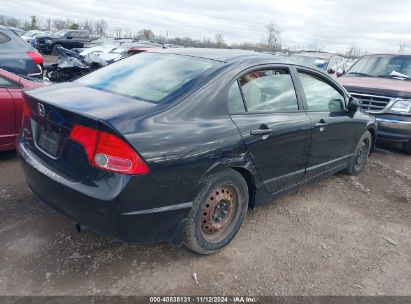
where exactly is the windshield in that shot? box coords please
[347,55,411,80]
[291,55,329,70]
[55,30,69,37]
[76,53,220,103]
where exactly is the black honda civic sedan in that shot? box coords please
[18,49,376,254]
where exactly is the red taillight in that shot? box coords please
[69,125,149,175]
[27,51,43,65]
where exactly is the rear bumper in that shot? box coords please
[18,143,192,245]
[376,116,411,143]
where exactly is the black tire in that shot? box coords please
[51,44,62,55]
[184,170,249,255]
[345,131,372,176]
[403,140,411,155]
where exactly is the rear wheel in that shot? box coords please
[184,170,248,255]
[403,140,411,155]
[51,44,62,55]
[345,131,372,176]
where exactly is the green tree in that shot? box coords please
[30,15,38,30]
[69,23,79,30]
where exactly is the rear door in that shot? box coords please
[229,66,312,193]
[0,76,18,147]
[295,68,359,178]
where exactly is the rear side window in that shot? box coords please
[233,69,298,113]
[0,76,19,88]
[0,32,11,44]
[77,53,219,103]
[298,72,345,112]
[228,81,245,113]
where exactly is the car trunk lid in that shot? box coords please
[22,83,156,179]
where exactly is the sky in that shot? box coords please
[2,0,411,53]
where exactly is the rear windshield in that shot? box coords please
[0,29,34,51]
[76,53,220,103]
[291,55,329,70]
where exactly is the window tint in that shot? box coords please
[0,77,18,88]
[228,81,245,113]
[0,32,11,44]
[298,72,345,112]
[77,53,219,104]
[238,69,298,113]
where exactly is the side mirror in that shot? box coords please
[347,97,360,112]
[66,34,73,39]
[327,68,336,75]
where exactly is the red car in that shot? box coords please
[0,69,44,151]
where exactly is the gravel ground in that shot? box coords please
[0,145,410,296]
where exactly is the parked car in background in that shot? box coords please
[18,49,376,254]
[0,69,45,151]
[345,58,358,70]
[45,41,162,82]
[291,51,347,77]
[339,54,411,154]
[21,30,50,45]
[0,25,44,77]
[35,29,90,55]
[6,26,24,37]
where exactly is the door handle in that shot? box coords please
[250,124,271,136]
[314,122,328,128]
[314,119,328,131]
[250,129,272,136]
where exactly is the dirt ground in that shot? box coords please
[42,55,58,65]
[0,144,410,296]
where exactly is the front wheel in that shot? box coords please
[403,140,411,155]
[51,44,62,55]
[345,131,372,176]
[184,170,248,255]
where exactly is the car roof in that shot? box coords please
[147,48,292,64]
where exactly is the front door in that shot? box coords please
[229,67,312,193]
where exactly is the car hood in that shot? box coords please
[338,76,411,99]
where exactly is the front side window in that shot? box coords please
[298,72,345,112]
[68,31,78,38]
[77,53,220,104]
[234,69,298,113]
